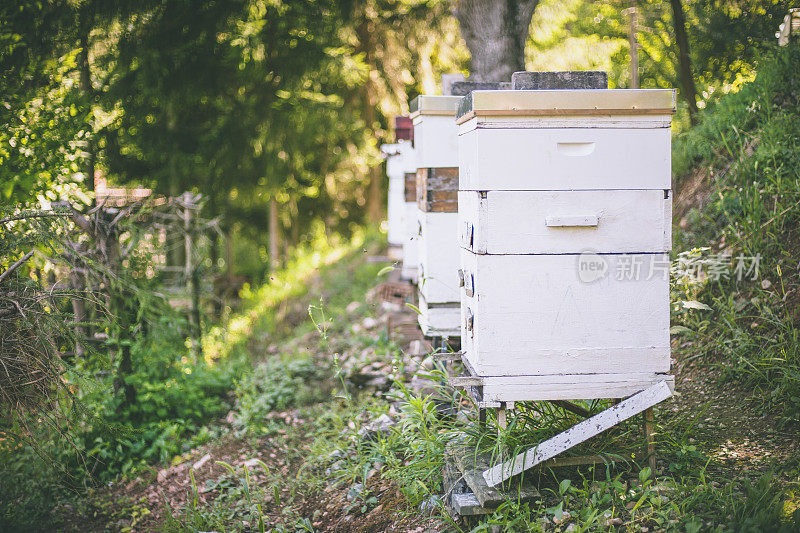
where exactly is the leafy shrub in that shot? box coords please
[233,357,329,434]
[73,318,238,480]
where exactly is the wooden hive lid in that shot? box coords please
[455,89,677,124]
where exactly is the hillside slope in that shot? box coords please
[672,45,800,423]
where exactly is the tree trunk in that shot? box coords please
[166,103,186,271]
[79,29,95,194]
[356,16,383,223]
[209,223,222,317]
[102,220,137,412]
[455,0,539,82]
[269,196,281,272]
[670,0,698,124]
[113,292,137,411]
[224,227,234,316]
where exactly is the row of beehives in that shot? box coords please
[381,72,677,405]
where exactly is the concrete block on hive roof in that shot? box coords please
[511,70,608,90]
[449,81,505,96]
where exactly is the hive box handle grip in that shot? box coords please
[557,142,595,156]
[545,215,599,227]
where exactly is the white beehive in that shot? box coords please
[398,144,418,282]
[409,95,462,337]
[381,142,412,248]
[456,88,676,403]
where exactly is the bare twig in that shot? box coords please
[0,250,35,284]
[0,211,70,225]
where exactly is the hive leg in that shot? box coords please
[496,404,507,431]
[643,407,657,472]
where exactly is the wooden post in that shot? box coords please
[224,228,234,318]
[184,195,202,359]
[626,1,639,89]
[643,407,657,472]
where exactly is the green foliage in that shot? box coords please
[528,0,792,125]
[233,357,328,435]
[0,2,90,204]
[672,45,800,420]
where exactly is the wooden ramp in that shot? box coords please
[482,381,672,487]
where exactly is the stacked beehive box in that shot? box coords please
[410,94,463,337]
[410,82,505,338]
[382,116,414,258]
[399,143,418,282]
[381,141,411,250]
[456,72,676,404]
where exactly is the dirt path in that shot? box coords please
[97,404,440,532]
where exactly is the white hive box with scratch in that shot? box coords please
[410,95,463,337]
[398,143,418,282]
[381,142,412,249]
[456,87,677,404]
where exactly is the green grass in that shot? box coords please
[671,45,800,422]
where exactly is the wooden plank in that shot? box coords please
[453,451,505,507]
[432,352,464,362]
[452,448,540,509]
[403,172,416,202]
[457,89,676,120]
[478,374,675,402]
[482,381,672,487]
[449,376,484,387]
[450,492,491,516]
[417,167,458,213]
[442,456,464,498]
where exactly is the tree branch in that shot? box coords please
[0,250,35,284]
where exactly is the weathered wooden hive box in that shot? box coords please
[409,95,463,336]
[398,143,418,282]
[381,141,412,248]
[456,84,676,402]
